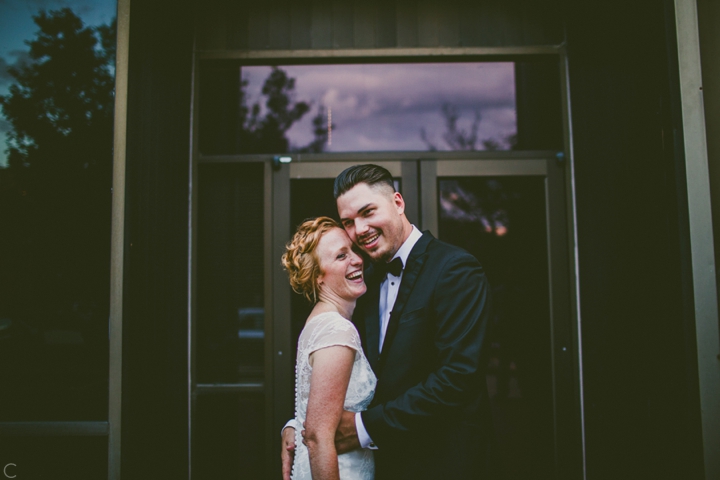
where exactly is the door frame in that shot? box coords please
[188,48,583,479]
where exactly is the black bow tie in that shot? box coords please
[376,257,403,278]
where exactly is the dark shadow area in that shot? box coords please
[564,0,703,478]
[0,435,108,480]
[192,393,265,479]
[438,176,554,479]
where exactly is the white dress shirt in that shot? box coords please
[356,226,423,449]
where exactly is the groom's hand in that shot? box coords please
[281,426,296,480]
[334,410,361,454]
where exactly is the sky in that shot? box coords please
[243,63,517,153]
[0,0,117,167]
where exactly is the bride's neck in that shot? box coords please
[312,294,356,321]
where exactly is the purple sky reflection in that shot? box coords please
[242,62,516,152]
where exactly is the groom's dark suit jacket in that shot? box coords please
[354,231,492,480]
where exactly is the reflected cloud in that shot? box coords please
[242,62,516,152]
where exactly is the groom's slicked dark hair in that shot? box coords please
[333,164,395,199]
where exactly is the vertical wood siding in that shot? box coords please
[195,0,562,51]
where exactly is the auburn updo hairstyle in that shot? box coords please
[281,216,341,304]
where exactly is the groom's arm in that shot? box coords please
[361,252,491,445]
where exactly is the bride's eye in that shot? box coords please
[337,253,346,260]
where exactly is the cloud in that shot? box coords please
[242,63,517,152]
[2,50,31,76]
[0,51,33,93]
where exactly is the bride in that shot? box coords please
[281,217,377,480]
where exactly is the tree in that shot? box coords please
[1,8,114,173]
[233,67,330,154]
[234,67,330,154]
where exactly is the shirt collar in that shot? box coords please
[391,225,422,267]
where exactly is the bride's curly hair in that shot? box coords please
[282,216,341,304]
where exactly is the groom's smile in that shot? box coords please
[357,230,381,250]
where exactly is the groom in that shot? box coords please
[283,164,492,479]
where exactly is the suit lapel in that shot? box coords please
[377,232,433,370]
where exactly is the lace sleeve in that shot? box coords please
[306,313,362,357]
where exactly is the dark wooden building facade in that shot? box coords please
[4,0,719,479]
[114,0,719,478]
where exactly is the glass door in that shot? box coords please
[420,157,578,479]
[192,154,579,479]
[192,161,270,479]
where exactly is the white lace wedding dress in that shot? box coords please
[292,312,377,480]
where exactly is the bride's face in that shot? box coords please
[316,228,366,301]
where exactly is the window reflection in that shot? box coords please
[0,7,115,421]
[197,163,265,383]
[438,177,554,479]
[200,62,516,154]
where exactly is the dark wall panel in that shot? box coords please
[227,1,250,50]
[376,1,398,48]
[396,0,418,47]
[332,1,354,48]
[268,1,291,50]
[353,1,377,48]
[195,0,564,51]
[248,4,270,50]
[122,0,194,477]
[311,0,334,48]
[290,1,313,50]
[564,0,703,479]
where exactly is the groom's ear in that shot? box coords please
[393,191,405,214]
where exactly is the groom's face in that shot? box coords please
[336,182,406,263]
